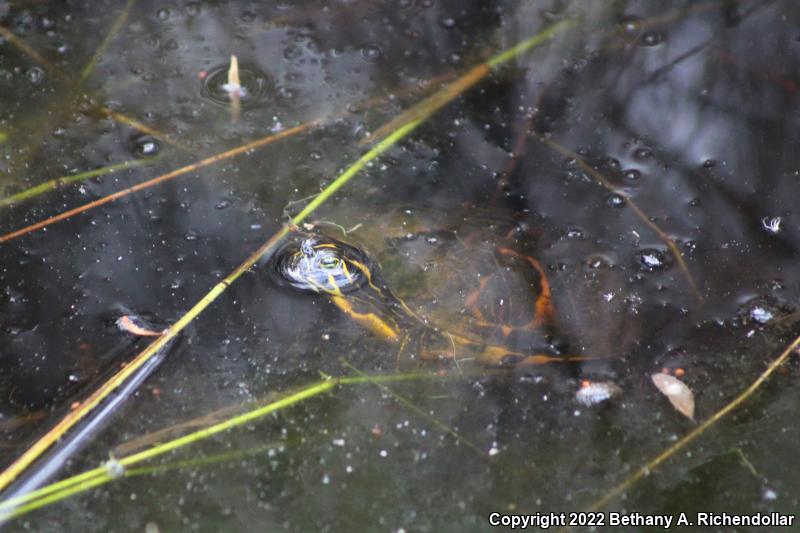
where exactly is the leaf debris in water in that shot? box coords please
[575,380,622,406]
[651,372,695,420]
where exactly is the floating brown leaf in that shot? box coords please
[651,373,695,420]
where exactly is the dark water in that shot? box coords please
[1,0,800,531]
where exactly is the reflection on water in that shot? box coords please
[1,0,800,530]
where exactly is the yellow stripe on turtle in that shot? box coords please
[330,295,400,341]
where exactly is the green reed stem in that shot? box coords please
[0,372,435,520]
[0,159,155,208]
[78,0,137,83]
[0,19,574,511]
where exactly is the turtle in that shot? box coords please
[267,205,595,368]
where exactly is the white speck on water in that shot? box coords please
[761,216,782,234]
[250,224,262,230]
[575,381,622,406]
[751,306,774,323]
[104,458,125,479]
[379,449,388,457]
[642,253,660,267]
[763,488,778,501]
[321,474,330,485]
[332,438,345,447]
[603,292,614,302]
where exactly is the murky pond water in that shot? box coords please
[1,0,800,531]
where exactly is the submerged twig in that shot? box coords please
[98,107,189,152]
[78,0,138,84]
[0,371,440,520]
[0,122,316,243]
[0,24,54,72]
[342,360,485,455]
[538,135,704,303]
[0,2,179,182]
[0,158,155,208]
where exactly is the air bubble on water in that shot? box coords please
[360,44,383,63]
[606,193,626,208]
[25,67,45,85]
[439,17,456,29]
[131,135,161,158]
[623,169,641,181]
[633,147,653,160]
[566,227,584,239]
[240,11,256,23]
[750,306,774,324]
[587,255,612,269]
[276,86,296,100]
[639,31,665,46]
[761,216,782,234]
[635,248,670,272]
[156,8,170,21]
[703,158,716,168]
[215,200,231,210]
[185,3,200,16]
[39,17,56,30]
[618,15,641,37]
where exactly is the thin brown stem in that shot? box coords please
[538,135,704,303]
[0,122,318,243]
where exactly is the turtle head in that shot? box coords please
[268,231,419,341]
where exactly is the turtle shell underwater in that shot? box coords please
[267,206,601,369]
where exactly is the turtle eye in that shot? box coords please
[319,255,341,270]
